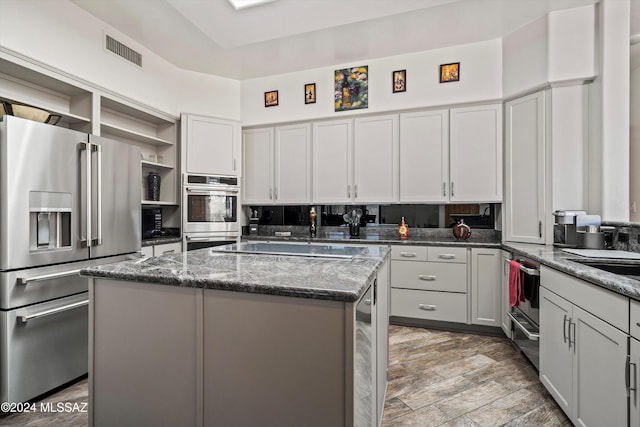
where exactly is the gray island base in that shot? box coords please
[83,244,390,427]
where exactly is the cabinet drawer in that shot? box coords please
[391,261,466,292]
[155,242,182,256]
[632,300,640,340]
[427,247,467,263]
[391,288,467,323]
[541,266,629,333]
[391,246,427,261]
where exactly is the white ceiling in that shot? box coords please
[71,0,604,80]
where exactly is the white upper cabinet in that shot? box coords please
[274,124,312,204]
[353,114,398,203]
[312,119,353,204]
[399,109,449,202]
[312,116,398,204]
[399,104,501,203]
[243,124,311,205]
[449,104,502,202]
[504,91,546,243]
[182,114,240,177]
[242,128,274,205]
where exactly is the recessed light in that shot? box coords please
[227,0,277,10]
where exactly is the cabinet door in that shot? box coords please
[274,124,311,204]
[449,104,502,202]
[631,338,640,427]
[500,251,512,337]
[573,306,628,427]
[399,110,449,202]
[312,120,352,203]
[375,260,389,426]
[504,92,546,243]
[184,115,239,176]
[353,115,398,203]
[470,248,501,327]
[539,287,573,416]
[243,128,274,204]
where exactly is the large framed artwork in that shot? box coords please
[334,66,368,112]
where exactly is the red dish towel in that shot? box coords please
[509,260,523,307]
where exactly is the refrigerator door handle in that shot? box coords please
[78,142,92,248]
[17,299,88,323]
[92,143,103,246]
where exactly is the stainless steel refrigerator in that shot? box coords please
[0,115,141,404]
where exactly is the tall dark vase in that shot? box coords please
[147,172,161,201]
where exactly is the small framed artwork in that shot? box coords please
[264,90,279,107]
[439,62,460,83]
[305,83,316,104]
[392,70,406,93]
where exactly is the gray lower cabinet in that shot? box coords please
[91,281,199,427]
[470,248,501,327]
[540,267,629,427]
[390,245,468,323]
[631,337,640,427]
[91,270,385,427]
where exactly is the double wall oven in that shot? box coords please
[182,174,239,250]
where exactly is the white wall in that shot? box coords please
[0,0,240,120]
[240,39,502,126]
[630,55,640,221]
[502,5,596,100]
[590,0,630,221]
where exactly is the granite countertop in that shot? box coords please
[503,242,640,301]
[141,236,182,247]
[81,245,390,302]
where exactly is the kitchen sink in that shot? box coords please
[571,259,640,279]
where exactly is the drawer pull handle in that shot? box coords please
[162,250,175,255]
[400,252,417,258]
[438,254,455,260]
[17,299,88,323]
[418,275,436,281]
[17,269,82,285]
[419,304,437,311]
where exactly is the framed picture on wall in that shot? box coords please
[264,90,279,107]
[305,83,316,104]
[439,62,460,83]
[334,66,368,112]
[392,70,406,93]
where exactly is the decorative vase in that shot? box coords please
[147,172,161,201]
[453,219,471,240]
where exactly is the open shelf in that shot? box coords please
[102,122,173,146]
[141,160,174,170]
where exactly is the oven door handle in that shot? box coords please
[186,235,235,242]
[185,187,239,194]
[519,265,540,276]
[507,312,540,341]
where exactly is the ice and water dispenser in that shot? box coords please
[29,191,72,250]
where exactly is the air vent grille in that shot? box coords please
[105,35,142,67]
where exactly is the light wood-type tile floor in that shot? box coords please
[382,325,571,427]
[0,325,570,426]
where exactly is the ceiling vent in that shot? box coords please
[105,34,142,68]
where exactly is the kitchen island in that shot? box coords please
[82,243,390,427]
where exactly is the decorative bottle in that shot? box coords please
[309,207,317,237]
[398,217,409,239]
[342,77,351,108]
